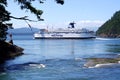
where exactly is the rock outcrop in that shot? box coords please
[0,41,24,64]
[84,58,120,68]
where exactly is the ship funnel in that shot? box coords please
[69,22,76,28]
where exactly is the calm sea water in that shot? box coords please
[1,34,120,80]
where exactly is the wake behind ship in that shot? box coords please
[34,22,96,39]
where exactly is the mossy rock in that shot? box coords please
[84,58,120,68]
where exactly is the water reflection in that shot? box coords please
[106,44,120,53]
[0,64,5,73]
[70,39,75,59]
[0,73,15,80]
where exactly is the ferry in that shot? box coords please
[33,22,96,39]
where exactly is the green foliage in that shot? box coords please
[0,22,8,41]
[96,10,120,37]
[0,0,7,6]
[13,0,64,20]
[14,0,43,21]
[0,1,10,41]
[0,4,10,22]
[56,0,64,5]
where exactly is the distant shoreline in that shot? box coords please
[11,33,34,35]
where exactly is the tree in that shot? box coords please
[0,0,64,41]
[96,10,120,38]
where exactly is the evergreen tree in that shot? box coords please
[96,10,120,38]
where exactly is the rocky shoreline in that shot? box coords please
[0,41,24,64]
[84,57,120,68]
[97,33,120,38]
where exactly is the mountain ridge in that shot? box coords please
[7,27,39,35]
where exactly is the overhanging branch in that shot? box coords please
[9,15,44,22]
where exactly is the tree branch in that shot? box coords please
[9,15,44,22]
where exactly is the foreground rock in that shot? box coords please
[84,58,120,68]
[0,41,24,64]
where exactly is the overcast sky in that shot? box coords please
[6,0,120,30]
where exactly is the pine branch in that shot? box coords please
[9,15,44,22]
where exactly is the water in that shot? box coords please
[1,35,120,80]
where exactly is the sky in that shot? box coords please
[6,0,120,31]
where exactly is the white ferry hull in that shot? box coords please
[34,33,96,39]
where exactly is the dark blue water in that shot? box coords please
[1,35,120,80]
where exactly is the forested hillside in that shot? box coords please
[96,10,120,38]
